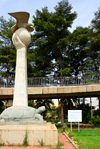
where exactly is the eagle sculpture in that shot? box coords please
[8,11,34,34]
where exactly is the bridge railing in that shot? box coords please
[0,75,100,88]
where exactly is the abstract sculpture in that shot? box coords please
[0,11,46,124]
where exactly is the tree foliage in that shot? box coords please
[0,16,16,85]
[90,7,100,72]
[32,0,77,77]
[68,26,90,76]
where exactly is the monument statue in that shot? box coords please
[0,11,46,124]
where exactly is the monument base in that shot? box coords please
[0,122,58,146]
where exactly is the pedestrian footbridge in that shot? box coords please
[0,76,100,100]
[0,84,100,100]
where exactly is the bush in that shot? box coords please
[47,117,59,123]
[68,131,75,138]
[93,109,100,116]
[61,124,68,132]
[55,123,63,128]
[89,115,100,126]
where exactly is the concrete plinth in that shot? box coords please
[0,123,58,146]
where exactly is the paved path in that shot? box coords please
[0,133,75,149]
[58,133,75,149]
[0,147,50,149]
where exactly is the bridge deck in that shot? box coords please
[0,84,100,100]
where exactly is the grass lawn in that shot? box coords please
[72,128,100,149]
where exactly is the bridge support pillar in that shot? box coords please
[7,100,13,107]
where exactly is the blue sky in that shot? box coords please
[0,0,100,32]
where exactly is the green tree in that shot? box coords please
[78,103,91,123]
[32,0,77,123]
[90,8,100,115]
[90,7,100,73]
[0,16,36,82]
[32,0,77,77]
[68,26,90,76]
[0,101,4,113]
[0,16,16,86]
[34,99,54,119]
[83,57,99,84]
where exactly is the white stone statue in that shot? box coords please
[0,11,46,124]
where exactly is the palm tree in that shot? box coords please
[35,99,54,119]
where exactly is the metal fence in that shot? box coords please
[0,75,100,88]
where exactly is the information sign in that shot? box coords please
[68,110,82,122]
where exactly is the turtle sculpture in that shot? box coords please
[0,106,46,124]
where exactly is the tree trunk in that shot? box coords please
[58,99,61,122]
[7,69,9,87]
[81,60,84,76]
[7,48,9,87]
[60,98,64,123]
[78,98,80,109]
[90,97,92,117]
[98,97,100,115]
[59,56,64,123]
[69,98,72,110]
[83,98,85,108]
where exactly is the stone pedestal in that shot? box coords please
[0,123,58,146]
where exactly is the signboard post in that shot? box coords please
[68,110,82,132]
